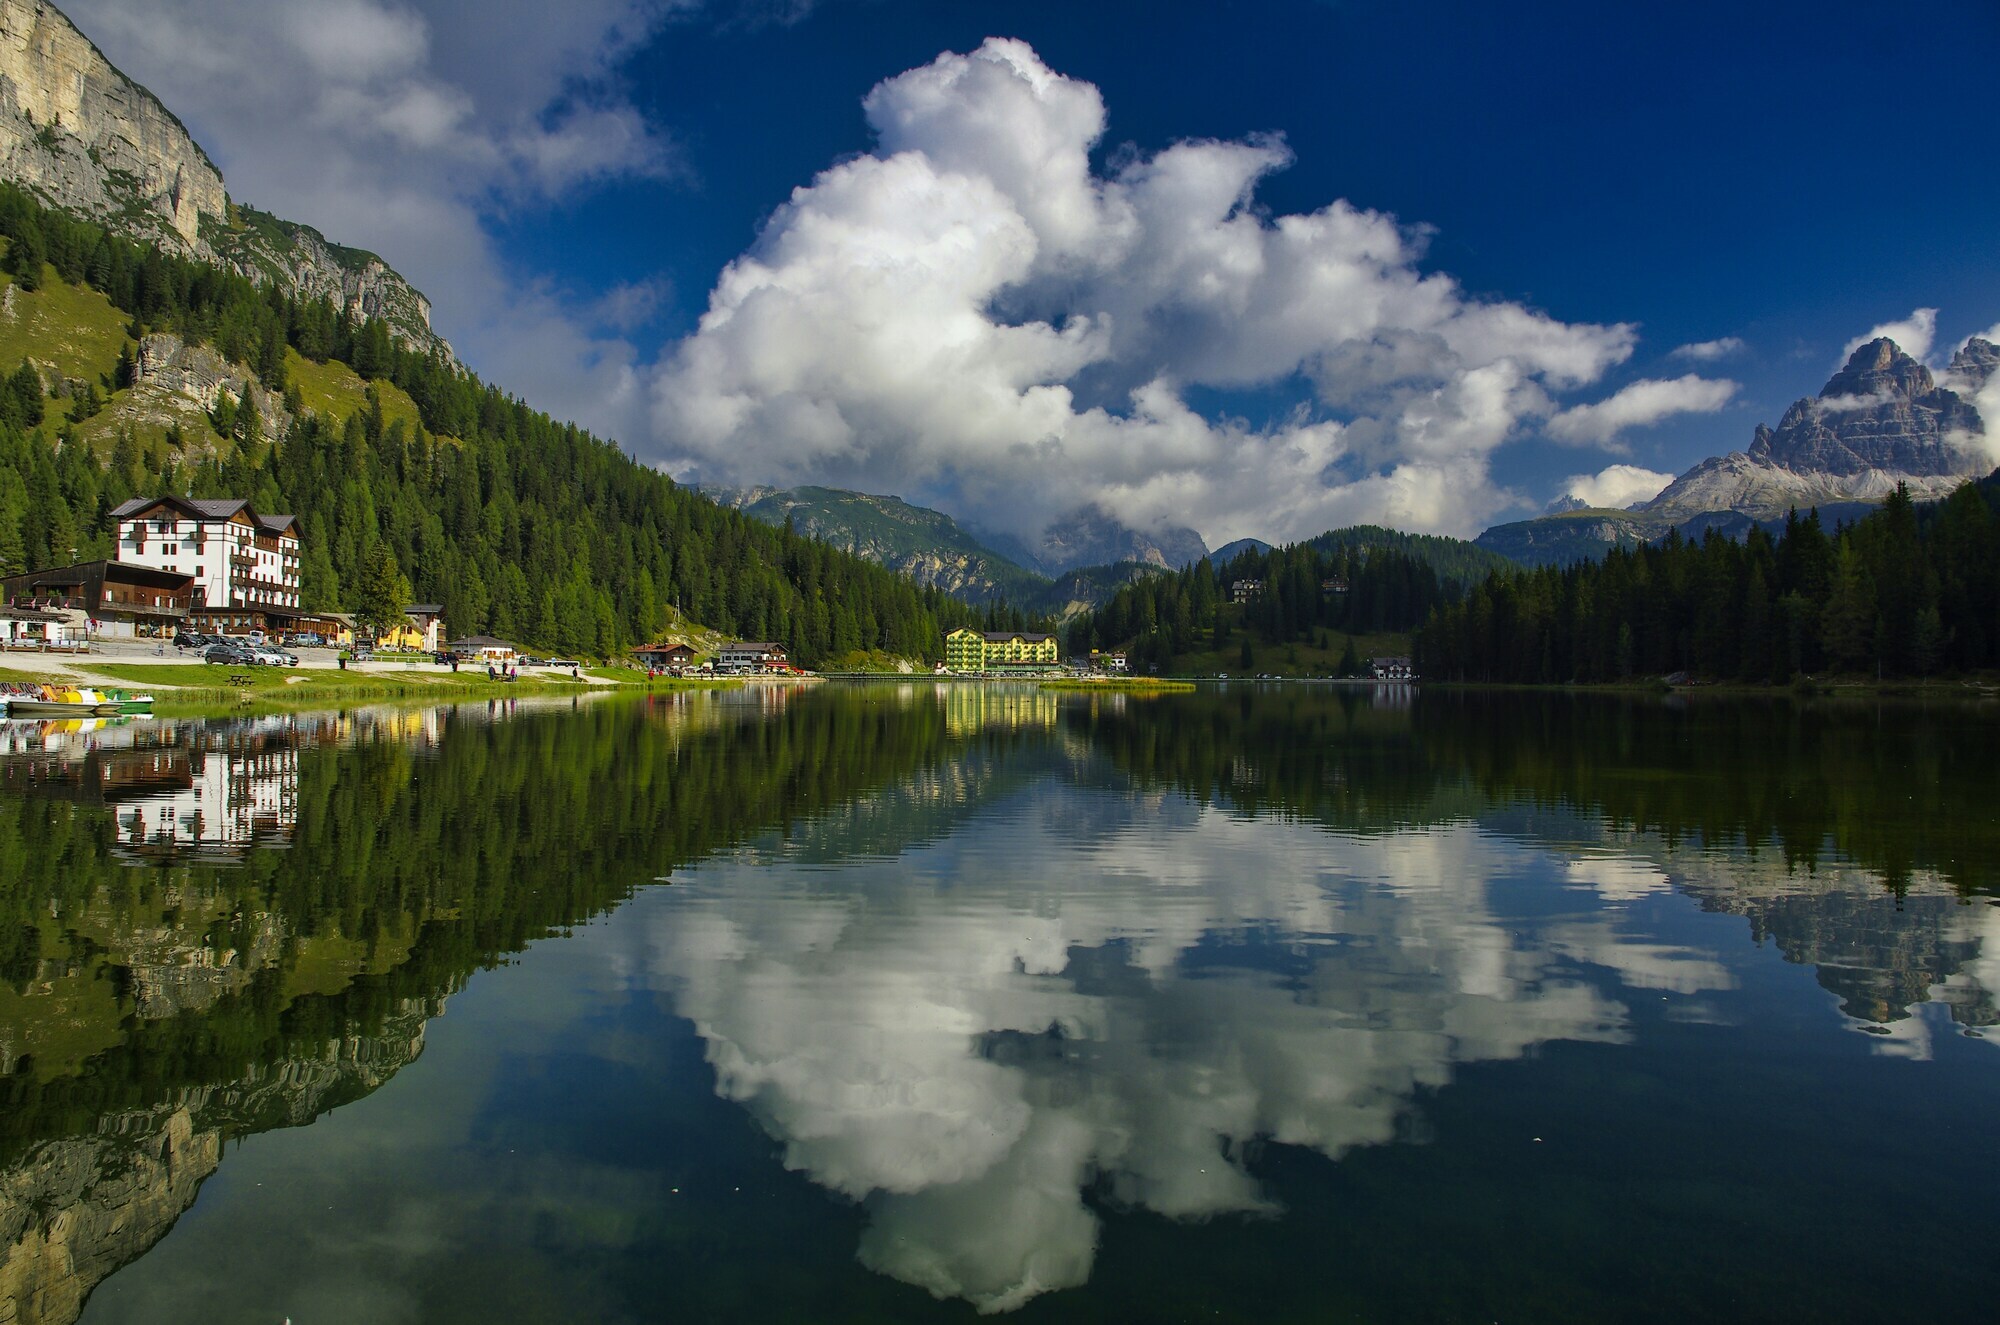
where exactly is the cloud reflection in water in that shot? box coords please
[635,787,1706,1312]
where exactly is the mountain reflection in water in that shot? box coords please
[0,686,1991,1323]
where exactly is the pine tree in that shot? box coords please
[354,542,412,638]
[1820,543,1875,672]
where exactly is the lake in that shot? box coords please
[1,684,1995,1323]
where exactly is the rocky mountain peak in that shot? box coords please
[1818,336,1933,403]
[1637,333,1988,523]
[1947,337,1999,392]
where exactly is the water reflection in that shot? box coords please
[0,687,1991,1323]
[646,805,1646,1311]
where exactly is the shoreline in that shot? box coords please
[0,661,742,717]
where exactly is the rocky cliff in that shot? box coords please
[128,330,290,438]
[712,485,1049,604]
[1947,336,1999,393]
[0,0,223,253]
[211,207,440,357]
[1642,337,1991,519]
[0,2,446,356]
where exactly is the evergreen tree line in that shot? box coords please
[1414,480,2000,682]
[0,183,985,663]
[1067,541,1464,672]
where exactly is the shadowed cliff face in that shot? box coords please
[1742,338,1982,479]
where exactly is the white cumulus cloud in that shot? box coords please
[1560,464,1675,510]
[1544,374,1738,447]
[649,38,1638,543]
[1669,337,1744,361]
[1843,307,1936,362]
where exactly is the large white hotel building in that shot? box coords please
[110,496,303,632]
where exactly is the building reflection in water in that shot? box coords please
[0,716,325,866]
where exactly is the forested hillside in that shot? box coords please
[1068,534,1483,672]
[0,184,982,665]
[1416,479,2000,683]
[1303,525,1517,581]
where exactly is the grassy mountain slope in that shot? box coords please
[0,244,129,382]
[0,255,431,465]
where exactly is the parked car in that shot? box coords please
[252,646,298,666]
[174,632,207,650]
[516,656,545,667]
[282,632,325,648]
[204,643,256,665]
[246,631,267,646]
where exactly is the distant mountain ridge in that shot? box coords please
[1479,336,1998,566]
[0,1,445,356]
[976,504,1209,576]
[1206,537,1274,566]
[706,484,1046,604]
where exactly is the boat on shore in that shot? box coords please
[4,685,150,717]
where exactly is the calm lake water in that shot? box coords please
[1,684,1996,1323]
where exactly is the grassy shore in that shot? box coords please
[4,662,735,717]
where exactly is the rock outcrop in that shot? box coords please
[985,504,1210,577]
[0,2,447,357]
[212,207,440,357]
[1642,338,1991,519]
[127,331,290,438]
[711,485,1049,604]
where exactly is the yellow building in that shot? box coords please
[376,605,446,653]
[944,628,1061,673]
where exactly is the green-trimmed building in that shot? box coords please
[945,628,1062,673]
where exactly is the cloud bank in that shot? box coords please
[1560,464,1675,510]
[649,38,1645,543]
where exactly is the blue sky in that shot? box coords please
[71,0,2000,545]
